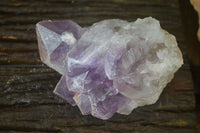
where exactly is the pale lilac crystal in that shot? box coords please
[36,17,183,120]
[36,20,83,74]
[53,75,76,106]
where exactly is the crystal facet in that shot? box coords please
[36,17,183,120]
[36,20,83,74]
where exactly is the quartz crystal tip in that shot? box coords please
[36,20,82,74]
[36,17,183,120]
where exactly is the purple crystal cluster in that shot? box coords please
[36,17,183,120]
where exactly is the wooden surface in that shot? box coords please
[190,0,200,41]
[179,0,200,132]
[0,0,197,132]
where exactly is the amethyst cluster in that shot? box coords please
[36,17,183,120]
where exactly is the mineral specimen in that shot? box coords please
[36,17,183,120]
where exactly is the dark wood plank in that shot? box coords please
[0,0,188,66]
[0,67,194,108]
[0,67,196,132]
[179,0,200,132]
[0,0,197,132]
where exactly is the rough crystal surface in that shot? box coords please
[36,17,183,120]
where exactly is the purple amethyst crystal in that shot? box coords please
[36,17,183,120]
[36,20,83,74]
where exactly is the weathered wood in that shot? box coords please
[0,67,196,132]
[190,0,200,41]
[0,0,197,132]
[0,67,194,107]
[0,0,188,65]
[179,0,200,132]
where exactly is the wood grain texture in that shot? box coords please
[0,0,197,132]
[179,0,200,132]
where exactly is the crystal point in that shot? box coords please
[36,20,83,74]
[36,17,183,120]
